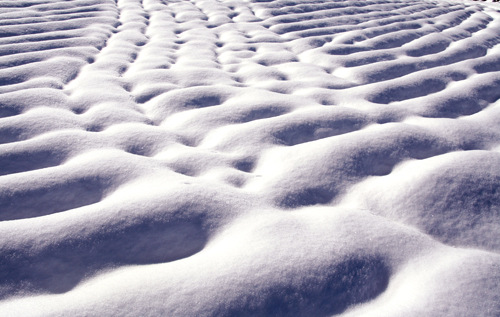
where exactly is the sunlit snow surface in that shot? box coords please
[1,0,500,315]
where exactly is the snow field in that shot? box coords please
[0,0,500,315]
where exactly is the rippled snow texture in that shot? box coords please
[1,0,500,316]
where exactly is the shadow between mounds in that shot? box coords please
[272,117,366,146]
[274,133,453,208]
[0,148,68,176]
[0,175,105,221]
[278,186,337,208]
[215,256,390,317]
[0,126,25,145]
[369,78,447,104]
[0,105,20,119]
[432,79,500,118]
[0,218,207,298]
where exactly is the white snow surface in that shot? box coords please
[1,0,500,315]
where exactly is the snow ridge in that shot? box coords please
[0,0,500,316]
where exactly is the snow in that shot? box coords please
[0,0,500,315]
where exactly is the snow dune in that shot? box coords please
[0,0,500,315]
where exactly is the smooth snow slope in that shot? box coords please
[1,0,500,315]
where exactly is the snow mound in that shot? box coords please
[1,0,500,316]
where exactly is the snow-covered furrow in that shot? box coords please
[1,0,500,316]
